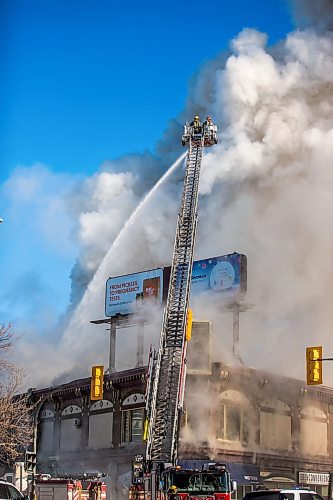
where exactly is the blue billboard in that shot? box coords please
[105,268,163,317]
[162,252,247,301]
[190,253,246,298]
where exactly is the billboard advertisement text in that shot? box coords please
[105,268,163,317]
[163,252,247,302]
[190,253,246,299]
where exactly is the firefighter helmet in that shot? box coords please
[194,115,199,120]
[169,485,177,491]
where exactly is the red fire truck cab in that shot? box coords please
[144,463,235,500]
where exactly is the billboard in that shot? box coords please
[105,268,163,317]
[190,253,247,299]
[163,252,247,301]
[105,253,247,318]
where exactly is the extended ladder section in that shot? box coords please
[146,138,204,463]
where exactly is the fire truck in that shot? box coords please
[35,475,107,500]
[130,118,235,500]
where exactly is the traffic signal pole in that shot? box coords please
[31,398,44,500]
[26,395,47,500]
[30,464,35,500]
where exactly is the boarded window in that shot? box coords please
[60,419,81,451]
[300,419,327,455]
[260,412,291,450]
[88,413,113,449]
[39,420,54,454]
[260,400,291,451]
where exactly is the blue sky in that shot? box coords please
[0,0,294,333]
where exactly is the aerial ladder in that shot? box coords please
[145,123,216,463]
[130,121,234,500]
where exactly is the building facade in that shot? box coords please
[182,361,333,500]
[31,323,333,499]
[32,367,146,499]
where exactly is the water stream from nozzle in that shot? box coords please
[63,152,187,345]
[108,152,187,253]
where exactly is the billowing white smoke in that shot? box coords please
[78,171,139,272]
[196,26,333,380]
[19,2,333,387]
[66,151,166,309]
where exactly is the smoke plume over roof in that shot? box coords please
[17,0,333,388]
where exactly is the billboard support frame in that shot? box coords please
[233,302,240,361]
[218,299,254,364]
[91,314,154,373]
[109,318,116,374]
[136,320,144,367]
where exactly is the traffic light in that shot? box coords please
[306,346,323,385]
[24,451,37,473]
[132,455,144,485]
[90,365,104,400]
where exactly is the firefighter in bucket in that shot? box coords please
[190,115,202,133]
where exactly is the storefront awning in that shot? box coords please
[178,461,263,486]
[226,463,263,485]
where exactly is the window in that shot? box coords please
[260,400,291,451]
[122,408,144,443]
[88,413,113,449]
[216,404,248,443]
[0,484,9,499]
[59,405,82,452]
[7,485,23,500]
[38,408,55,456]
[39,420,54,454]
[88,400,113,449]
[216,390,250,445]
[300,406,327,456]
[311,494,326,500]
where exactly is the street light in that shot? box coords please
[0,218,3,223]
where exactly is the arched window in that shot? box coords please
[121,393,145,443]
[61,405,82,416]
[60,405,82,452]
[38,408,54,456]
[216,390,250,444]
[300,406,327,455]
[260,399,291,451]
[88,400,114,449]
